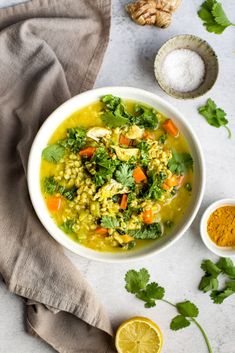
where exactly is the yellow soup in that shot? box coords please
[40,95,193,252]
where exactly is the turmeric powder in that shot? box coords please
[207,206,235,247]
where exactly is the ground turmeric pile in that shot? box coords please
[207,206,235,247]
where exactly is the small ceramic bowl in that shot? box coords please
[200,199,235,257]
[154,34,219,99]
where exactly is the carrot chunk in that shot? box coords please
[163,175,185,190]
[47,196,62,212]
[95,227,108,236]
[143,209,153,224]
[133,166,147,183]
[119,134,131,146]
[120,194,128,209]
[79,147,96,158]
[162,119,179,137]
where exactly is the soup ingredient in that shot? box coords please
[86,127,110,141]
[124,268,212,353]
[79,147,96,158]
[60,219,76,234]
[115,316,163,353]
[199,258,235,304]
[198,0,235,34]
[42,143,65,163]
[168,151,193,175]
[133,166,147,182]
[143,209,153,224]
[60,127,86,153]
[120,194,128,209]
[47,196,62,212]
[115,164,135,188]
[162,119,179,137]
[119,134,131,146]
[128,223,162,239]
[95,227,109,235]
[125,0,181,28]
[207,206,235,247]
[198,98,232,138]
[162,49,205,93]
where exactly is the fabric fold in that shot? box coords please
[0,0,116,352]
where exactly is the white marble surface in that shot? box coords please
[0,0,235,352]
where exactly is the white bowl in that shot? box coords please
[200,199,235,257]
[27,86,205,262]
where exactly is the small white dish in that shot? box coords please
[200,199,235,257]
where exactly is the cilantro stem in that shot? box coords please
[224,126,232,139]
[161,299,176,308]
[191,318,213,353]
[161,299,213,353]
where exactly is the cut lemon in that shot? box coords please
[115,316,163,353]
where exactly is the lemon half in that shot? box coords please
[115,316,163,353]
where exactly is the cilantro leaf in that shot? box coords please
[199,275,219,292]
[212,2,232,27]
[136,282,165,308]
[125,268,150,294]
[168,151,193,175]
[176,301,199,318]
[170,315,191,331]
[128,223,162,240]
[42,144,65,163]
[198,98,232,138]
[60,219,75,234]
[210,287,235,304]
[201,259,221,278]
[217,258,235,279]
[101,216,119,228]
[101,111,129,128]
[115,163,135,188]
[198,0,234,34]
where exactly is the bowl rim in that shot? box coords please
[200,198,235,257]
[27,86,206,263]
[154,34,219,100]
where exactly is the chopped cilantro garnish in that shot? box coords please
[168,151,193,175]
[42,144,65,163]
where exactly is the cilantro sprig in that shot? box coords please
[198,0,235,34]
[198,98,232,138]
[199,258,235,303]
[125,268,213,353]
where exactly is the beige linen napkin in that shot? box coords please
[0,0,116,352]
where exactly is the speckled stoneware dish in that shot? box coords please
[154,34,219,99]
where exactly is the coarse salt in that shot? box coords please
[162,49,205,92]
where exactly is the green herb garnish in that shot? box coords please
[60,219,76,234]
[198,0,235,34]
[133,104,158,130]
[42,144,65,163]
[125,268,212,353]
[185,183,192,192]
[101,216,119,228]
[137,141,150,167]
[128,223,162,240]
[60,127,86,153]
[115,163,135,188]
[198,98,232,138]
[168,151,193,175]
[43,176,58,194]
[199,258,235,303]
